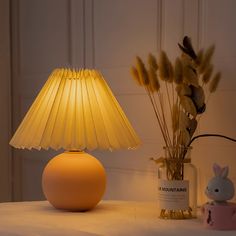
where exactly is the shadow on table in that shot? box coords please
[39,201,121,214]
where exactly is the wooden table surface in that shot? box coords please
[0,200,235,235]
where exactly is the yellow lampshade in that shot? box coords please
[10,68,140,150]
[10,68,140,211]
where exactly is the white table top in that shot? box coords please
[0,200,235,236]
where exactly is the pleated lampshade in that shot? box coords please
[10,68,140,151]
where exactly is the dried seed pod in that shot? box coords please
[181,129,191,146]
[199,45,215,74]
[148,53,158,71]
[176,84,192,96]
[178,36,197,60]
[180,95,197,117]
[181,84,192,96]
[148,67,160,93]
[130,66,142,86]
[136,56,149,85]
[209,72,221,93]
[179,112,197,141]
[183,65,199,87]
[190,85,205,111]
[174,57,183,84]
[181,53,197,69]
[202,64,213,84]
[179,110,191,130]
[197,103,206,114]
[188,118,197,138]
[159,51,173,82]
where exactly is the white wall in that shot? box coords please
[10,0,236,205]
[0,0,12,202]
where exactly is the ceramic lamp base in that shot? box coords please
[42,151,106,211]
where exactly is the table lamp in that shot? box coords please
[10,68,140,211]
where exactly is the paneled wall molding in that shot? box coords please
[0,0,12,202]
[161,0,185,59]
[183,0,199,49]
[11,0,21,78]
[197,0,207,49]
[12,0,85,75]
[11,0,23,200]
[69,0,85,67]
[10,0,86,201]
[160,0,165,51]
[84,0,95,68]
[161,0,200,58]
[156,0,162,52]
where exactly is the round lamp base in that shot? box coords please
[42,151,106,211]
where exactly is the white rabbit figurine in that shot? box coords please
[202,164,236,230]
[205,163,235,205]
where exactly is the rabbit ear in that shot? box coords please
[213,163,222,176]
[220,166,229,178]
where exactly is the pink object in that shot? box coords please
[202,203,236,230]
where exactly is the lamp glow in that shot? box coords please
[10,68,140,211]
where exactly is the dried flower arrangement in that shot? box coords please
[130,36,222,219]
[131,36,221,165]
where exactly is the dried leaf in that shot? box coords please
[181,129,191,146]
[179,110,191,130]
[181,53,196,69]
[178,36,197,60]
[183,65,199,87]
[190,85,205,111]
[179,112,197,139]
[188,118,197,138]
[176,84,192,96]
[180,96,197,117]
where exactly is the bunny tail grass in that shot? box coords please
[209,72,221,93]
[148,53,158,71]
